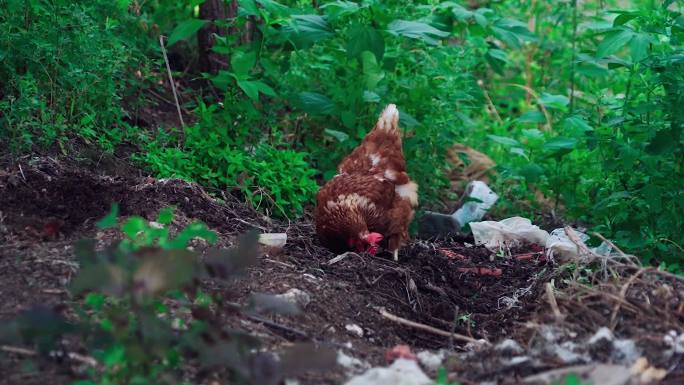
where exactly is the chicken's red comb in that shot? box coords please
[366,232,383,244]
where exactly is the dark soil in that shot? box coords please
[1,157,683,385]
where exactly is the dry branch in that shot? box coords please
[378,308,485,345]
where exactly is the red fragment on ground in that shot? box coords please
[457,267,503,277]
[439,248,467,260]
[385,344,417,363]
[514,252,545,262]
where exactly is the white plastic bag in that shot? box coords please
[470,217,549,251]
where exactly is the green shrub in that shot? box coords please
[0,0,145,153]
[139,102,318,218]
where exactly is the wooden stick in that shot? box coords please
[1,345,99,368]
[545,282,563,320]
[609,268,647,331]
[159,35,185,128]
[378,308,486,345]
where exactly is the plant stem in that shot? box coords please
[569,0,578,113]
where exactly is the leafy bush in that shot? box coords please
[466,1,684,270]
[139,101,319,217]
[0,0,146,153]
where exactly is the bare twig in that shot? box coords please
[592,232,639,265]
[378,308,486,345]
[159,35,185,128]
[504,83,552,131]
[609,268,648,331]
[18,164,26,182]
[1,345,99,368]
[476,79,502,122]
[545,282,563,320]
[327,251,361,265]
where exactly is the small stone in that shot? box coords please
[345,324,364,338]
[495,339,524,355]
[416,350,446,372]
[274,288,311,309]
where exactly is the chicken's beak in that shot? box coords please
[363,232,383,255]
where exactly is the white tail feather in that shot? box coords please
[377,104,399,131]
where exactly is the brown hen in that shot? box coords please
[314,104,418,261]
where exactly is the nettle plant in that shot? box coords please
[0,205,334,385]
[0,0,148,153]
[468,1,684,270]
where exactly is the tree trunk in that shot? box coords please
[197,0,237,74]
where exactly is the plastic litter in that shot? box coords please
[452,181,499,227]
[470,217,616,262]
[470,217,548,251]
[419,181,498,238]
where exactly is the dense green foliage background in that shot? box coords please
[2,0,683,270]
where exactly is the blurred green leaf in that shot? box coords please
[487,134,521,147]
[347,25,385,61]
[298,92,337,115]
[596,28,635,58]
[167,19,209,47]
[387,20,449,45]
[97,203,119,229]
[539,93,569,110]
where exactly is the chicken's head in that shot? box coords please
[348,232,383,255]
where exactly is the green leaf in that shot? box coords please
[387,20,449,45]
[231,51,257,78]
[324,129,349,142]
[519,163,544,182]
[286,14,333,46]
[122,216,146,239]
[96,203,119,229]
[492,18,535,49]
[487,134,521,147]
[257,0,291,16]
[363,90,381,102]
[612,11,639,27]
[298,92,336,115]
[539,93,569,110]
[596,28,635,58]
[346,25,385,61]
[629,33,650,62]
[168,19,209,47]
[168,222,218,249]
[237,80,276,100]
[321,1,362,20]
[563,116,593,133]
[361,51,384,89]
[238,0,259,16]
[543,137,577,157]
[647,126,680,155]
[517,111,546,124]
[510,147,528,160]
[157,207,175,225]
[209,70,234,89]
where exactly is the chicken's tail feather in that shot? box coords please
[375,104,399,132]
